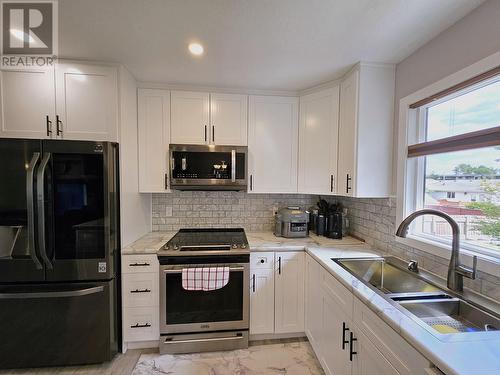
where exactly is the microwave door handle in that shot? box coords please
[231,149,236,182]
[36,153,53,269]
[26,152,43,270]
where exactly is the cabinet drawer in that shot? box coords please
[122,273,159,307]
[123,307,159,342]
[122,254,159,274]
[353,298,430,375]
[250,252,274,270]
[321,267,353,317]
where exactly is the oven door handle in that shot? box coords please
[163,266,245,274]
[163,334,245,345]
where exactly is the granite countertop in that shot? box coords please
[307,248,500,375]
[121,230,500,374]
[121,232,177,254]
[121,231,366,255]
[246,232,365,251]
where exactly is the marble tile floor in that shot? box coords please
[0,339,324,375]
[133,339,324,375]
[0,349,150,375]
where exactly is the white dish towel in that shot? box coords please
[182,266,230,291]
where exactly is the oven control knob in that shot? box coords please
[164,245,170,250]
[232,244,238,249]
[241,244,247,249]
[173,244,179,250]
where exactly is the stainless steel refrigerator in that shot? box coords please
[0,139,120,369]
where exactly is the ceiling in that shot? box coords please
[59,0,486,91]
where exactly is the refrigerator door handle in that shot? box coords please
[0,286,104,299]
[36,152,53,269]
[26,152,43,270]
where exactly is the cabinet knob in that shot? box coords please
[260,259,265,263]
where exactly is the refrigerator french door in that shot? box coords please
[0,139,118,282]
[0,138,119,368]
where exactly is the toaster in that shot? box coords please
[274,207,309,238]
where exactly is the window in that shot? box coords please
[401,71,500,258]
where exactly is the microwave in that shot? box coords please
[169,144,248,190]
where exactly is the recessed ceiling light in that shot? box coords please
[188,42,204,56]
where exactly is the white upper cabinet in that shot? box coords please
[170,91,247,146]
[170,91,210,144]
[210,93,247,145]
[138,89,171,193]
[0,61,118,141]
[338,70,358,197]
[248,95,298,193]
[0,66,56,139]
[274,251,305,334]
[337,63,395,197]
[298,87,340,195]
[55,62,118,141]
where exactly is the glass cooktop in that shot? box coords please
[164,228,248,252]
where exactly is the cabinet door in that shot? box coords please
[250,268,275,335]
[298,87,339,194]
[138,89,170,192]
[210,93,247,146]
[170,91,209,144]
[55,62,118,141]
[351,328,400,375]
[338,69,359,197]
[248,96,298,193]
[321,291,352,375]
[274,252,305,334]
[0,67,55,138]
[305,255,323,352]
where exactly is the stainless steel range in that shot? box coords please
[157,228,250,354]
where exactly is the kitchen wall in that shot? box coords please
[152,191,315,232]
[325,196,500,302]
[392,0,500,192]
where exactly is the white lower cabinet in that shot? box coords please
[351,328,399,375]
[250,267,275,334]
[320,291,352,375]
[305,254,322,351]
[122,254,160,345]
[275,252,305,333]
[249,251,304,336]
[305,254,433,375]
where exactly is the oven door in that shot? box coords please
[160,263,249,334]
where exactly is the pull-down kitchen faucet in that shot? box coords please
[395,209,477,293]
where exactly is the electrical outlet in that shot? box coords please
[272,205,279,216]
[165,206,173,217]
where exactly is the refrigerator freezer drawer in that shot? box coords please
[0,280,117,369]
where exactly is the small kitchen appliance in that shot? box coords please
[274,207,309,238]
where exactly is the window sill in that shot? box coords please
[394,234,500,277]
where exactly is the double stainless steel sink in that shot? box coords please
[333,257,500,336]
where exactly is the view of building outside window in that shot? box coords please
[421,79,500,252]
